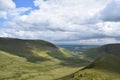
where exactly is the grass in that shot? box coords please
[0,38,88,80]
[65,44,120,80]
[72,69,120,80]
[0,50,84,80]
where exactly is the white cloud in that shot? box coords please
[95,22,120,36]
[0,0,16,10]
[0,0,31,19]
[1,0,120,44]
[0,0,16,19]
[56,38,120,45]
[4,0,107,30]
[0,11,7,19]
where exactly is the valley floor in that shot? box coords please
[27,67,82,80]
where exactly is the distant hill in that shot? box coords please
[62,44,120,80]
[0,37,58,62]
[0,37,87,80]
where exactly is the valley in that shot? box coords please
[61,44,120,80]
[0,38,88,80]
[0,37,120,80]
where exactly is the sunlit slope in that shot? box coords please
[69,44,120,80]
[0,38,86,80]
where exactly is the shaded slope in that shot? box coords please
[83,43,120,61]
[67,44,120,80]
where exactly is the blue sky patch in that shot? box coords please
[13,0,37,9]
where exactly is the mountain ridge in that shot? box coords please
[61,43,120,80]
[0,37,86,80]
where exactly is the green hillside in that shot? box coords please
[0,37,87,80]
[64,44,120,80]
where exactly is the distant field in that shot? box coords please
[58,45,99,53]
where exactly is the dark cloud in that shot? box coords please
[100,0,120,22]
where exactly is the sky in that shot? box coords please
[0,0,120,45]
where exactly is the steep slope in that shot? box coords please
[67,44,120,80]
[82,44,120,61]
[0,37,58,62]
[0,37,86,80]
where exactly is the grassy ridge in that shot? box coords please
[0,38,58,62]
[0,38,87,80]
[65,44,120,80]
